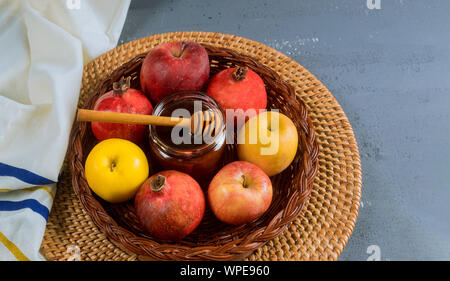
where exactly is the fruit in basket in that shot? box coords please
[140,41,210,103]
[134,170,205,241]
[208,161,272,225]
[206,66,267,127]
[85,138,149,203]
[91,76,153,144]
[237,111,298,176]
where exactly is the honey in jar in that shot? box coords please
[148,91,226,184]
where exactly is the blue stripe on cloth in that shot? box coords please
[0,199,50,221]
[0,162,55,185]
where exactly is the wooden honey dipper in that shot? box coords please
[77,108,223,136]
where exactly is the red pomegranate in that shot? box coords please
[140,41,210,103]
[134,170,205,241]
[91,76,153,144]
[206,66,267,127]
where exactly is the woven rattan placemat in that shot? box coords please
[40,32,362,261]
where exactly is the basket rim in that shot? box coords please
[69,43,319,261]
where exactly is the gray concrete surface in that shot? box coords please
[118,0,450,260]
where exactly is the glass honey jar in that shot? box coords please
[148,91,226,184]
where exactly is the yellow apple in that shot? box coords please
[85,138,149,203]
[237,111,298,176]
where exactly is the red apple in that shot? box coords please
[134,170,205,241]
[206,66,267,127]
[91,76,153,144]
[140,41,210,104]
[208,161,272,225]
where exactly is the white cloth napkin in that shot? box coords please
[0,0,130,261]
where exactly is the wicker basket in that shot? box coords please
[69,44,319,261]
